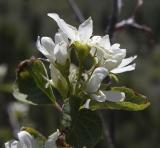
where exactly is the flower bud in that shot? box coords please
[54,42,68,65]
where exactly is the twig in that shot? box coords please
[54,101,63,113]
[99,111,114,148]
[116,18,154,41]
[67,0,85,23]
[132,0,143,18]
[106,0,119,41]
[117,0,123,15]
[115,0,155,46]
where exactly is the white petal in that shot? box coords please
[54,42,68,65]
[111,43,120,50]
[108,49,126,67]
[112,52,126,65]
[78,17,93,43]
[48,129,60,140]
[90,36,102,46]
[104,59,118,70]
[86,67,108,93]
[48,13,77,41]
[118,55,137,68]
[99,35,111,49]
[83,99,91,109]
[36,36,50,57]
[5,140,21,148]
[103,91,125,102]
[45,130,60,148]
[41,37,55,52]
[36,36,55,62]
[54,31,69,44]
[111,63,136,74]
[18,131,34,148]
[91,91,106,102]
[112,48,126,59]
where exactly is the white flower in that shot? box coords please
[47,13,136,74]
[85,67,125,103]
[37,36,55,62]
[5,131,37,148]
[91,90,125,102]
[90,35,137,73]
[47,13,93,44]
[36,33,69,65]
[18,131,37,148]
[54,41,69,65]
[45,129,60,148]
[86,67,108,93]
[5,130,60,148]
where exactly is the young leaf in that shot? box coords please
[65,96,102,148]
[89,87,150,111]
[13,58,55,105]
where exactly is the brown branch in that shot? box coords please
[115,1,155,46]
[117,0,123,14]
[98,111,114,148]
[106,0,119,41]
[132,0,143,18]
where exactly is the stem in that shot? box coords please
[67,0,85,23]
[99,111,114,148]
[109,111,116,147]
[54,101,63,113]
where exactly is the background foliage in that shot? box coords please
[0,0,160,147]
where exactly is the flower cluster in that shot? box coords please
[5,13,147,148]
[5,129,60,148]
[37,13,136,104]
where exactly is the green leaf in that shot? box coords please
[89,87,150,111]
[65,97,102,148]
[13,58,55,105]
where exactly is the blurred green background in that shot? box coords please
[0,0,160,147]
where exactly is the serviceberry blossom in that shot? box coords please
[89,35,137,73]
[5,130,60,148]
[37,12,136,104]
[47,13,136,74]
[48,13,93,44]
[85,67,125,102]
[37,33,69,65]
